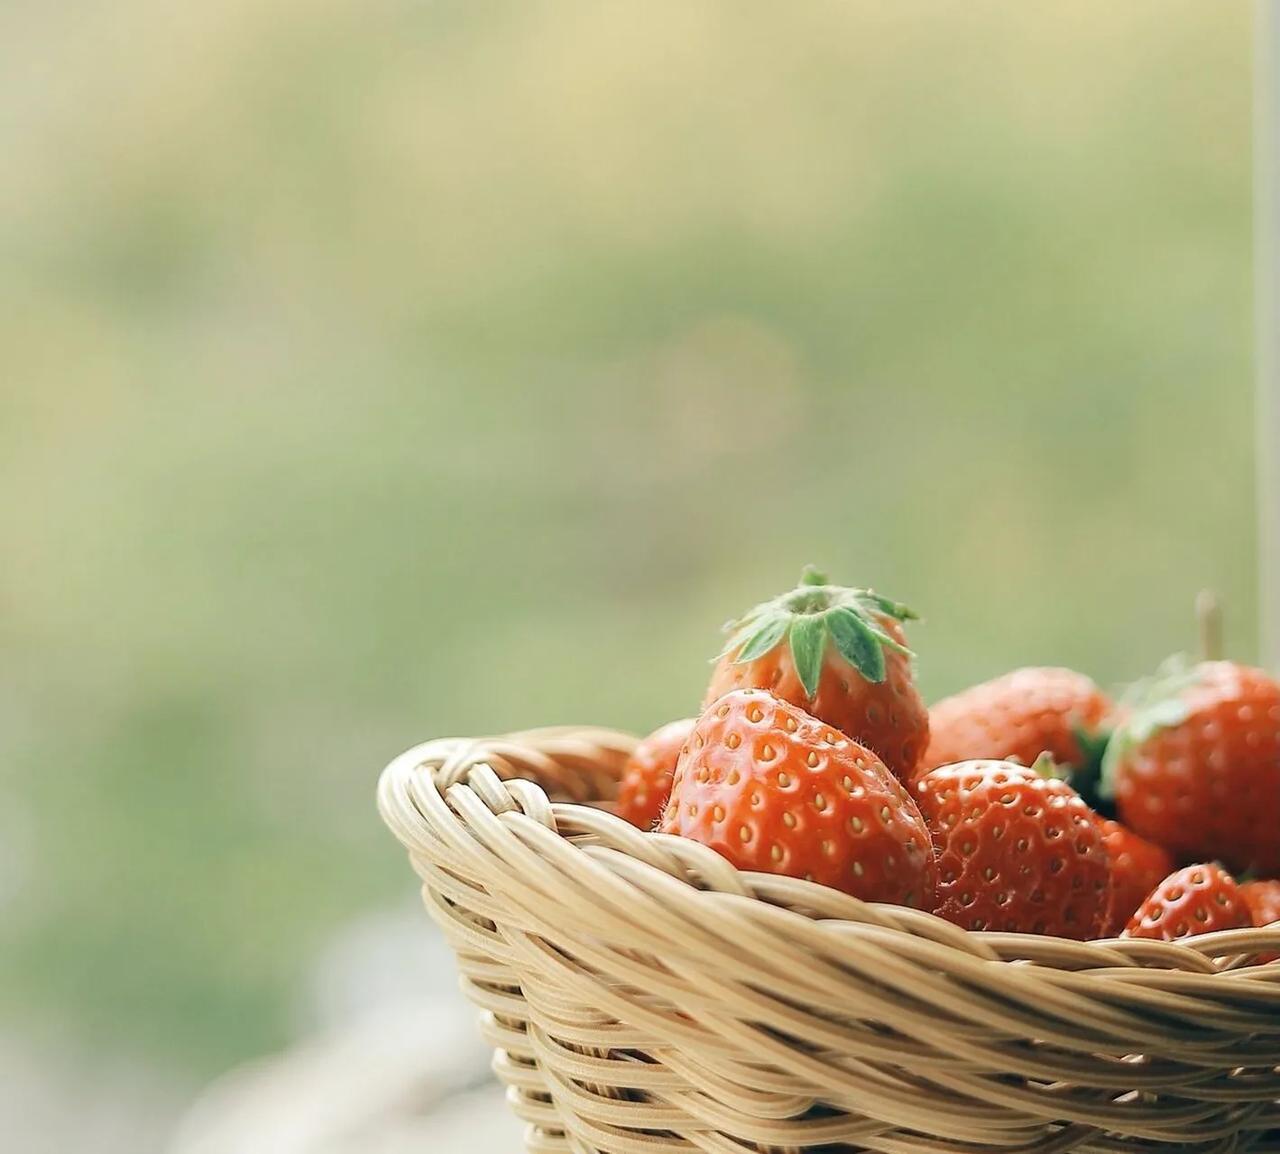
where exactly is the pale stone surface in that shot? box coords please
[169,999,516,1154]
[1,907,522,1154]
[0,1035,191,1154]
[169,906,522,1154]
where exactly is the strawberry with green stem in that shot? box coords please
[660,688,936,906]
[705,567,928,783]
[920,667,1113,782]
[1101,656,1280,877]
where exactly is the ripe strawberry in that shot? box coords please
[1240,879,1280,930]
[912,758,1111,938]
[659,689,936,907]
[1124,863,1251,941]
[1239,885,1280,967]
[705,568,928,783]
[1104,660,1280,876]
[920,667,1112,778]
[1240,879,1280,963]
[615,717,696,830]
[1098,819,1174,937]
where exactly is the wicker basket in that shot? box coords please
[378,726,1280,1153]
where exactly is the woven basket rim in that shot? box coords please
[378,725,1280,1152]
[378,726,1280,975]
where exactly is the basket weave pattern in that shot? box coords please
[378,727,1280,1153]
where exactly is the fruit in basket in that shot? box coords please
[615,718,697,830]
[912,757,1110,937]
[919,667,1111,778]
[1123,863,1251,941]
[1240,879,1280,963]
[705,568,928,783]
[659,689,937,907]
[1240,879,1280,930]
[1097,819,1174,937]
[1102,659,1280,876]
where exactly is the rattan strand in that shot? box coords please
[377,727,1280,1153]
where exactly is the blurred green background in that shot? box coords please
[0,0,1257,1132]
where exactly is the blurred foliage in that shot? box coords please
[0,1,1255,1075]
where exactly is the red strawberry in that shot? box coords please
[615,718,696,830]
[1104,660,1280,876]
[1240,879,1280,929]
[912,758,1111,938]
[1240,879,1280,963]
[705,568,928,783]
[920,667,1111,778]
[1124,863,1251,941]
[1098,819,1174,937]
[659,689,936,907]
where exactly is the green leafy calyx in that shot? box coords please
[1098,655,1204,798]
[718,568,919,699]
[1065,724,1115,817]
[1029,752,1069,781]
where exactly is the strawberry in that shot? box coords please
[659,689,936,907]
[920,667,1111,779]
[1103,660,1280,876]
[911,758,1110,938]
[1240,879,1280,963]
[705,568,928,783]
[1240,879,1280,929]
[1123,863,1251,941]
[1098,819,1174,937]
[615,717,695,830]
